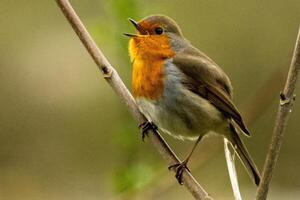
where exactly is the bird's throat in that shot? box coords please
[129,36,175,100]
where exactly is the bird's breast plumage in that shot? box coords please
[131,57,165,100]
[129,35,175,100]
[135,60,227,140]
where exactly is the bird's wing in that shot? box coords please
[173,48,250,136]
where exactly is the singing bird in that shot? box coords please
[125,15,260,185]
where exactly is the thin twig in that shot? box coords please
[55,0,212,199]
[256,27,300,200]
[224,138,242,200]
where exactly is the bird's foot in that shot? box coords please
[138,121,157,141]
[168,160,190,185]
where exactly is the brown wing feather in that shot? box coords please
[173,49,250,136]
[205,84,250,135]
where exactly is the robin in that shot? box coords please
[124,14,261,186]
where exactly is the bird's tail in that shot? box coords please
[228,123,261,186]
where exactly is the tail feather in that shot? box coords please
[229,123,261,186]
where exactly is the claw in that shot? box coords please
[168,161,190,185]
[138,121,157,141]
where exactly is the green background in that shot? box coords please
[0,0,299,199]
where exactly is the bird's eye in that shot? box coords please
[154,27,164,35]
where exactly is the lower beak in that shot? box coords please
[123,33,139,37]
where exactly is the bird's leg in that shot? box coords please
[168,135,203,184]
[138,121,158,141]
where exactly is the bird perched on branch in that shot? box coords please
[125,14,261,186]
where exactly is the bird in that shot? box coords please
[124,14,261,186]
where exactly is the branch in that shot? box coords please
[256,27,300,200]
[55,0,212,199]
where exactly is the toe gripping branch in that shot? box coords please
[138,121,158,141]
[168,161,190,185]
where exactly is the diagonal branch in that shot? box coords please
[256,27,300,200]
[55,0,212,199]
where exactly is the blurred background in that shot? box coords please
[0,0,300,199]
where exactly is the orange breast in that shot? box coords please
[129,35,175,100]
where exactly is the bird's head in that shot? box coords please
[125,15,186,61]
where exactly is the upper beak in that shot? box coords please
[124,18,147,37]
[128,18,140,31]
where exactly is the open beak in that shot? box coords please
[124,18,147,37]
